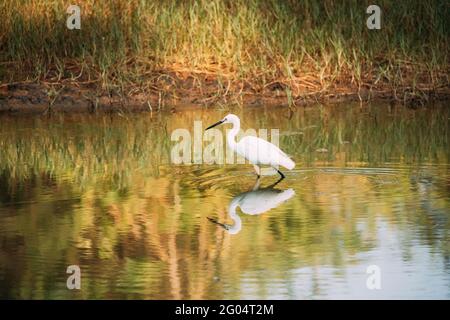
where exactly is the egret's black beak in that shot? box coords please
[205,120,224,131]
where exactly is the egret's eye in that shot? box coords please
[223,118,227,122]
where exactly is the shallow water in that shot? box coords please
[0,103,449,299]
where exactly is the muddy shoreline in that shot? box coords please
[1,82,449,115]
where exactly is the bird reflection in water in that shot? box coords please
[208,178,295,234]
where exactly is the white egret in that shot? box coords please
[205,114,295,179]
[208,179,295,234]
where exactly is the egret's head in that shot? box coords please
[205,114,240,131]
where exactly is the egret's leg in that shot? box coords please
[273,167,285,179]
[267,176,284,189]
[252,177,261,191]
[253,164,261,178]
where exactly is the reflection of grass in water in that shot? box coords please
[0,115,172,190]
[0,106,449,298]
[279,104,449,166]
[0,104,448,190]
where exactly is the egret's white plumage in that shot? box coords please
[235,136,295,170]
[205,114,295,178]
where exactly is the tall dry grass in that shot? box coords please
[0,0,448,101]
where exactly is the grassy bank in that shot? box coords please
[0,0,449,108]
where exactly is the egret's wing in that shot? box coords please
[237,136,295,169]
[237,136,287,158]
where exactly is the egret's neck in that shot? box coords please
[227,120,240,150]
[227,199,242,235]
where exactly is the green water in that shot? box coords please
[0,103,449,299]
